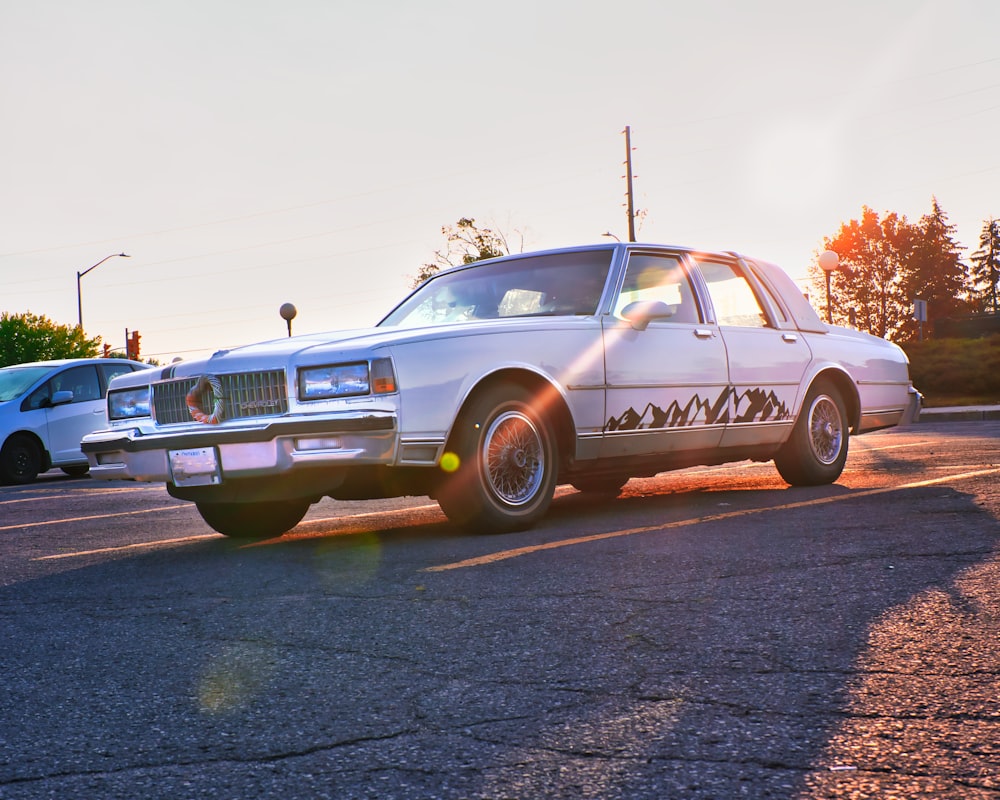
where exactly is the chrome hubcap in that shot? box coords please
[809,395,843,465]
[482,410,544,506]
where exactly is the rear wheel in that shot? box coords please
[0,434,42,485]
[437,384,558,533]
[195,500,310,538]
[774,379,849,486]
[61,465,90,478]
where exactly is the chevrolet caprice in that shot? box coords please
[82,243,920,537]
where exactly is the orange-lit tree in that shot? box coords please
[813,200,969,341]
[814,206,914,340]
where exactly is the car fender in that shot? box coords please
[792,362,861,433]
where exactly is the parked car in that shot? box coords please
[0,358,151,484]
[83,243,920,537]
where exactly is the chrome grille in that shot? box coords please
[152,370,288,425]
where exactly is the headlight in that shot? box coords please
[108,386,151,420]
[298,358,396,401]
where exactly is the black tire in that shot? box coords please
[195,499,310,538]
[437,384,558,533]
[61,465,90,478]
[0,434,42,485]
[774,379,849,486]
[571,474,629,496]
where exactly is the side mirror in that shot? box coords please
[621,300,675,331]
[50,390,74,407]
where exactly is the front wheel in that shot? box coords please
[773,379,849,486]
[0,434,42,485]
[437,384,558,533]
[195,500,310,538]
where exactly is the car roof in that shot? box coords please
[1,358,147,371]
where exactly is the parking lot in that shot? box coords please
[2,420,998,799]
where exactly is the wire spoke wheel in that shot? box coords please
[773,378,849,486]
[437,383,558,533]
[482,410,545,506]
[808,394,844,465]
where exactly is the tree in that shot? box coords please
[812,200,970,341]
[412,217,524,287]
[813,206,914,340]
[969,218,1000,314]
[901,197,968,339]
[0,312,102,367]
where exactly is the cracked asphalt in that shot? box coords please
[1,421,998,799]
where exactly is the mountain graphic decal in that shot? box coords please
[606,386,790,432]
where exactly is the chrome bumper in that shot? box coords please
[81,413,397,482]
[901,385,923,425]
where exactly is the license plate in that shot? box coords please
[169,447,222,487]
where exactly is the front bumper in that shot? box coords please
[82,412,397,483]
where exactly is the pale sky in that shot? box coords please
[2,1,998,362]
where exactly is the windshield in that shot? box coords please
[0,366,51,402]
[379,250,614,328]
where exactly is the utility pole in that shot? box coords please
[623,126,636,242]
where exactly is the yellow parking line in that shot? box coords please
[35,533,220,560]
[853,440,930,452]
[423,468,1000,572]
[0,485,166,506]
[4,505,186,533]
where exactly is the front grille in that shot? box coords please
[152,370,289,425]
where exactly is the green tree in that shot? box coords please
[969,217,1000,314]
[0,312,102,367]
[412,217,523,287]
[901,197,968,339]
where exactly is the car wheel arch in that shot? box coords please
[802,368,860,433]
[2,431,52,471]
[445,368,575,461]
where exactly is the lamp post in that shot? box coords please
[279,303,297,337]
[77,252,130,329]
[818,250,840,324]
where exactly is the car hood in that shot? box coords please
[129,318,589,384]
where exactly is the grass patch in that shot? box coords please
[901,335,1000,407]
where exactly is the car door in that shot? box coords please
[692,256,812,448]
[42,365,105,464]
[601,250,729,458]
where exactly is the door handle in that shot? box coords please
[781,333,798,343]
[694,328,715,339]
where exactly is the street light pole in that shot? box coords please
[279,303,297,337]
[77,252,130,329]
[818,250,840,324]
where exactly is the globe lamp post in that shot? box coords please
[279,303,297,337]
[818,250,840,324]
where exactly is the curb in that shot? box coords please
[917,407,1000,423]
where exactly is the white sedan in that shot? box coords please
[83,244,920,537]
